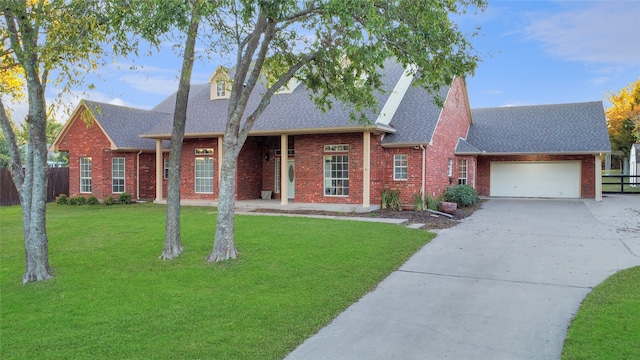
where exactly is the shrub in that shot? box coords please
[381,189,402,211]
[444,185,478,207]
[67,196,78,205]
[56,194,69,205]
[75,196,87,205]
[118,192,132,205]
[413,193,425,211]
[426,194,440,211]
[104,196,115,206]
[86,195,99,205]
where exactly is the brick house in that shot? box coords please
[52,61,611,207]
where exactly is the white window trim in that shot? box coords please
[447,158,453,177]
[80,157,92,193]
[394,154,408,181]
[163,158,169,179]
[112,157,125,194]
[324,154,349,197]
[216,80,225,97]
[194,157,214,194]
[458,159,468,185]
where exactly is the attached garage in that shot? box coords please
[490,161,581,198]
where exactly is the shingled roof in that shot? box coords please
[82,101,170,150]
[145,60,418,138]
[458,102,611,155]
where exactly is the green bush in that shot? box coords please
[444,185,478,207]
[75,196,87,205]
[87,195,99,205]
[118,192,132,205]
[56,194,68,205]
[103,196,115,206]
[413,193,425,211]
[67,196,78,205]
[381,189,402,211]
[426,194,440,211]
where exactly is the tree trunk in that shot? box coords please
[160,9,200,260]
[207,141,239,262]
[22,94,53,283]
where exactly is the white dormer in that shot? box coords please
[275,77,301,94]
[208,66,232,100]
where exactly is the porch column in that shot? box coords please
[595,154,603,202]
[362,131,371,208]
[280,134,288,205]
[218,136,223,187]
[155,139,163,202]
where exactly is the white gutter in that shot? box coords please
[136,150,142,200]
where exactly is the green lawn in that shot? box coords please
[602,170,640,193]
[562,266,640,359]
[0,203,433,359]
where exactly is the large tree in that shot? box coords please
[1,0,112,283]
[606,79,640,153]
[203,0,486,262]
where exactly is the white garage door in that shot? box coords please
[490,161,581,198]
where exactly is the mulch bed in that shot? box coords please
[251,200,485,230]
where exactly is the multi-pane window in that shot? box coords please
[324,154,349,196]
[112,157,125,193]
[274,157,281,194]
[80,157,92,193]
[458,159,468,185]
[394,154,408,180]
[195,157,214,193]
[164,158,169,179]
[216,81,225,97]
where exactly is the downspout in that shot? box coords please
[136,150,142,200]
[420,144,426,201]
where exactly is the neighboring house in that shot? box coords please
[51,61,611,207]
[631,144,640,186]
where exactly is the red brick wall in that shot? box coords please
[179,139,218,200]
[294,133,364,204]
[380,147,425,208]
[476,154,596,198]
[237,137,263,200]
[424,78,473,198]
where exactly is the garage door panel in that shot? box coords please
[490,161,581,198]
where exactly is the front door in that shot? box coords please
[287,160,295,199]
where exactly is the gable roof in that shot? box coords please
[458,101,611,155]
[145,60,414,138]
[52,100,171,152]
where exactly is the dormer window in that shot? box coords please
[216,80,226,97]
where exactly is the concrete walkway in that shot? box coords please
[285,195,640,360]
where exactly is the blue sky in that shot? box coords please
[8,0,640,123]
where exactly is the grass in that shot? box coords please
[561,266,640,359]
[0,203,433,359]
[602,170,640,193]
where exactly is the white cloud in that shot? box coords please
[524,2,640,65]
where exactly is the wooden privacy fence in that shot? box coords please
[0,167,69,206]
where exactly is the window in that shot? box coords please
[216,80,225,97]
[80,157,92,193]
[324,144,349,152]
[447,158,453,177]
[163,158,169,179]
[194,157,214,193]
[394,154,408,180]
[274,158,281,194]
[324,155,349,196]
[112,157,125,193]
[194,148,214,155]
[458,159,468,185]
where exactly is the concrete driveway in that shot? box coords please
[285,195,640,360]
